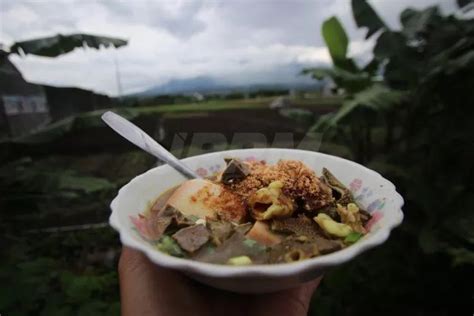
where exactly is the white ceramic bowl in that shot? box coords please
[109,148,404,293]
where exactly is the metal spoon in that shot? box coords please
[101,111,199,179]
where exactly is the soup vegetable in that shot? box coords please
[130,158,372,265]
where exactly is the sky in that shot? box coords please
[0,0,457,96]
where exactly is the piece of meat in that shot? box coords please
[220,158,250,184]
[150,186,179,214]
[267,239,319,263]
[234,222,253,235]
[271,214,322,240]
[159,205,195,227]
[270,214,343,254]
[300,195,333,211]
[321,168,355,206]
[130,214,172,241]
[162,205,196,228]
[206,219,234,246]
[172,224,210,253]
[313,236,343,254]
[267,236,342,262]
[192,228,267,264]
[132,191,193,241]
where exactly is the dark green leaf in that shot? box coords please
[362,58,379,75]
[383,57,419,89]
[301,67,335,80]
[447,248,474,266]
[351,0,387,38]
[78,301,108,316]
[106,302,121,315]
[302,67,371,94]
[400,7,440,39]
[322,17,348,62]
[57,174,115,194]
[373,31,420,88]
[456,0,473,9]
[329,85,407,125]
[442,208,474,245]
[321,17,359,72]
[418,228,439,254]
[366,160,410,180]
[10,33,127,57]
[373,31,406,60]
[61,273,104,302]
[40,305,73,316]
[445,50,474,74]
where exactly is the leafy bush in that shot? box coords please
[0,228,121,316]
[0,151,156,315]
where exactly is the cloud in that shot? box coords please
[104,0,208,39]
[0,0,457,96]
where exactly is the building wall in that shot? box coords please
[0,54,51,138]
[43,85,112,122]
[0,53,113,138]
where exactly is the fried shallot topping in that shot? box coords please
[225,160,333,210]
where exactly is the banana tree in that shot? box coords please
[300,0,415,163]
[301,0,474,268]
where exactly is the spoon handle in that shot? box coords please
[101,111,199,179]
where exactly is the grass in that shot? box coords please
[6,96,342,144]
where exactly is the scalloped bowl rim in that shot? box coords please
[109,148,404,278]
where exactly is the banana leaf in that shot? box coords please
[321,17,359,73]
[457,0,472,8]
[10,34,127,57]
[301,67,372,94]
[311,84,408,131]
[351,0,387,39]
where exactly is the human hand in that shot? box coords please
[119,246,321,316]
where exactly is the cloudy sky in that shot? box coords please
[0,0,457,96]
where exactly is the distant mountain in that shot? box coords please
[133,77,322,98]
[132,62,327,97]
[137,76,229,96]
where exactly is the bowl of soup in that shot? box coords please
[109,148,404,293]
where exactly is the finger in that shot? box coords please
[119,246,166,316]
[118,246,211,316]
[296,276,323,303]
[251,276,323,316]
